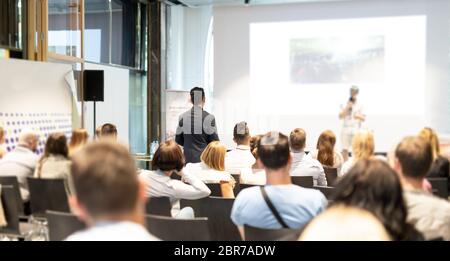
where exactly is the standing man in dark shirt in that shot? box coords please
[175,87,219,163]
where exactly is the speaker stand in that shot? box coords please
[93,101,97,138]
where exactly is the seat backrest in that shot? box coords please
[0,185,20,236]
[46,211,86,241]
[239,184,260,191]
[180,197,241,241]
[145,214,210,241]
[145,197,172,216]
[0,176,24,216]
[206,183,223,197]
[312,186,335,199]
[27,178,70,218]
[291,176,314,188]
[427,178,449,199]
[244,225,302,241]
[231,174,241,196]
[323,167,338,186]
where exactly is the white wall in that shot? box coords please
[0,58,73,154]
[213,0,450,151]
[83,63,129,144]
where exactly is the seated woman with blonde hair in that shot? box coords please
[68,129,89,157]
[418,127,449,191]
[341,130,375,176]
[184,141,235,198]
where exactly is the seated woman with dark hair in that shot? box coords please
[34,133,73,195]
[330,158,424,241]
[139,140,211,219]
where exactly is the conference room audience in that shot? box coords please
[341,130,375,176]
[66,141,158,241]
[299,206,391,241]
[231,132,327,238]
[34,133,74,196]
[100,123,118,141]
[0,126,6,159]
[418,127,450,191]
[140,140,211,218]
[0,130,39,201]
[392,136,450,241]
[289,128,327,186]
[176,87,220,163]
[331,158,423,241]
[225,122,256,173]
[68,129,89,157]
[184,141,234,198]
[310,130,344,176]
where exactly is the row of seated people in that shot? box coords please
[0,124,117,213]
[0,122,449,240]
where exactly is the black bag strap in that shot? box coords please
[260,186,289,229]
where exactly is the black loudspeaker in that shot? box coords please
[83,70,104,102]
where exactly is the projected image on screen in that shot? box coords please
[290,36,385,84]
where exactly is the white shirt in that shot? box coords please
[34,154,74,195]
[404,189,450,240]
[290,151,327,186]
[65,221,159,241]
[0,146,39,201]
[239,168,266,185]
[341,158,354,177]
[225,145,256,174]
[184,162,232,183]
[139,169,211,216]
[341,101,363,133]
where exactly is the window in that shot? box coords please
[84,0,147,69]
[48,0,82,58]
[0,0,24,50]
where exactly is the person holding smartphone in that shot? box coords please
[339,86,366,161]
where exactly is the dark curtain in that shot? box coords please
[120,0,137,67]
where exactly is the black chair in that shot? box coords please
[0,185,20,236]
[313,186,335,199]
[239,184,260,191]
[146,214,210,241]
[181,197,241,241]
[0,176,24,216]
[145,197,172,216]
[206,183,223,197]
[427,178,449,199]
[231,174,241,196]
[291,176,314,188]
[27,178,70,218]
[46,211,86,241]
[323,167,338,186]
[244,225,302,241]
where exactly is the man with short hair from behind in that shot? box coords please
[175,87,219,164]
[100,123,118,141]
[66,142,158,241]
[225,122,256,174]
[0,130,39,202]
[231,131,327,239]
[289,128,327,186]
[392,136,450,241]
